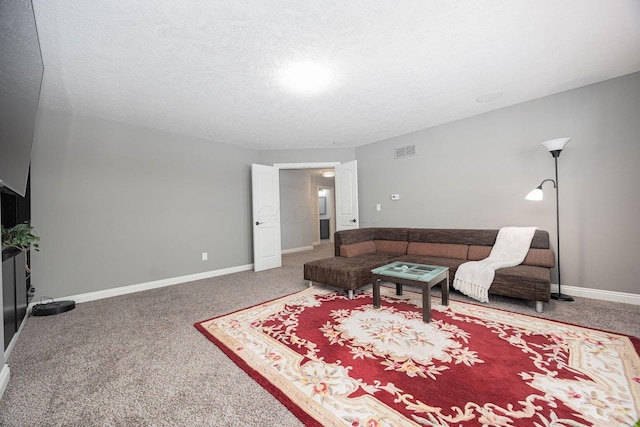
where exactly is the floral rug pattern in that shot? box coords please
[195,286,640,427]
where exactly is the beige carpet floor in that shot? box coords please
[1,242,638,426]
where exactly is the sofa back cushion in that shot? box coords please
[407,242,469,259]
[408,228,551,249]
[468,245,555,268]
[522,249,555,268]
[340,240,376,258]
[334,229,376,255]
[468,245,492,261]
[374,240,408,254]
[334,228,410,256]
[409,229,497,246]
[373,228,411,241]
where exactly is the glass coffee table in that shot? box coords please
[371,262,449,322]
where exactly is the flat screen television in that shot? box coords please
[0,0,43,197]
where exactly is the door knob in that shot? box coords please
[255,221,263,225]
[350,219,357,223]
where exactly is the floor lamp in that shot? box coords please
[525,137,574,302]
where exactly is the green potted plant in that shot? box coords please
[1,223,40,272]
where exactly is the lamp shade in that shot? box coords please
[525,187,544,201]
[541,137,571,152]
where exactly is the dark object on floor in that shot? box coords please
[32,300,75,316]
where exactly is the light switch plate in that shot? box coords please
[391,194,400,200]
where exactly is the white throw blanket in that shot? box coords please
[453,227,537,303]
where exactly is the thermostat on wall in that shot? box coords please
[391,194,400,200]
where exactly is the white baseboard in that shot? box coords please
[281,246,314,254]
[4,310,29,362]
[552,283,640,305]
[0,365,9,400]
[30,263,254,308]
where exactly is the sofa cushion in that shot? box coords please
[407,242,468,259]
[407,228,550,249]
[373,228,411,241]
[522,249,555,268]
[492,265,551,302]
[374,240,408,254]
[467,245,554,268]
[335,229,376,246]
[409,229,498,246]
[340,240,376,258]
[468,245,492,261]
[304,253,399,290]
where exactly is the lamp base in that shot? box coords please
[550,292,574,302]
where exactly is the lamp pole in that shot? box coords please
[550,151,573,301]
[528,137,573,302]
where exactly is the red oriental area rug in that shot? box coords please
[195,286,640,427]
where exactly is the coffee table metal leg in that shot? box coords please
[442,271,449,306]
[396,283,403,295]
[373,277,381,308]
[423,284,431,322]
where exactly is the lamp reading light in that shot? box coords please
[525,178,556,201]
[525,187,543,201]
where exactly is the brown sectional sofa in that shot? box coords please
[303,227,554,312]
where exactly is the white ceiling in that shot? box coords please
[33,0,640,150]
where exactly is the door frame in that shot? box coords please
[273,162,341,170]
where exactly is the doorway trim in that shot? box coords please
[274,162,340,170]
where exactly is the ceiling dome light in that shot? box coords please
[322,170,335,178]
[279,61,334,95]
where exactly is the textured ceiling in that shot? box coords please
[33,0,640,150]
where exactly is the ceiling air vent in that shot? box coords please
[394,144,416,159]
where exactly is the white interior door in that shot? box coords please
[251,164,282,271]
[335,160,359,231]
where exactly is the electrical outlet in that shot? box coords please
[202,252,208,261]
[376,204,381,211]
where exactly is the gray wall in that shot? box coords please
[357,72,640,295]
[279,169,314,250]
[30,109,258,299]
